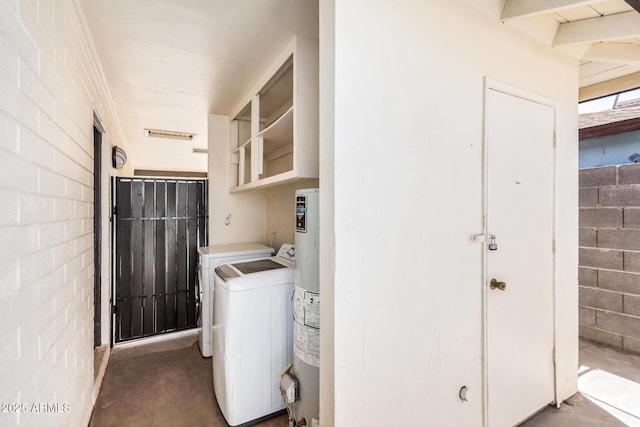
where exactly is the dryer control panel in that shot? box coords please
[276,243,296,263]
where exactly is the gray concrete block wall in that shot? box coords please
[579,164,640,354]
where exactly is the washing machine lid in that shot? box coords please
[215,264,240,281]
[233,259,288,274]
[214,258,290,282]
[214,259,295,291]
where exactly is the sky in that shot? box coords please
[579,87,640,114]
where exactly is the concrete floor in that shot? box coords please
[90,336,640,426]
[522,339,640,427]
[89,333,287,427]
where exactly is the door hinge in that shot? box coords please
[112,205,118,216]
[553,131,557,148]
[112,304,118,314]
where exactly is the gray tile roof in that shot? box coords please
[579,102,640,129]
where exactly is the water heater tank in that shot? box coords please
[291,188,320,426]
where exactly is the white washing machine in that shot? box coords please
[212,243,296,427]
[196,243,273,357]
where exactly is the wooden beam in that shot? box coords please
[554,11,640,46]
[583,43,640,65]
[501,0,601,21]
[580,72,640,101]
[580,117,640,140]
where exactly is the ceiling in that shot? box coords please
[81,0,640,173]
[81,0,318,173]
[497,0,640,87]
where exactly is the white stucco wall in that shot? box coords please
[320,0,578,425]
[207,114,267,246]
[318,0,336,424]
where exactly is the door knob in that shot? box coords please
[490,278,506,291]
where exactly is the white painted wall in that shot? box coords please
[319,0,578,425]
[208,114,266,245]
[265,181,319,248]
[318,0,336,425]
[0,0,127,424]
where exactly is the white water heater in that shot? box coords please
[284,188,320,427]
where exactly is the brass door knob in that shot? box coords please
[490,278,506,291]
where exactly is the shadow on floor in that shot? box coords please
[92,337,640,426]
[520,392,628,427]
[90,339,287,427]
[521,339,640,427]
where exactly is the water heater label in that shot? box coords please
[293,287,320,329]
[296,195,307,232]
[294,320,320,367]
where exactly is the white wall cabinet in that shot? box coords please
[229,35,319,192]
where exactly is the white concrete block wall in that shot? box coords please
[0,0,126,425]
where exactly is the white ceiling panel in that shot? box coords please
[589,0,634,15]
[579,61,640,86]
[583,43,640,64]
[554,11,640,46]
[554,6,602,21]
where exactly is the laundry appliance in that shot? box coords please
[196,243,273,357]
[212,243,296,426]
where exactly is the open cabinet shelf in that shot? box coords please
[230,139,252,186]
[228,35,318,192]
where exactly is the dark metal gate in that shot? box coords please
[113,177,207,343]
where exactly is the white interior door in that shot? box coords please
[485,87,555,427]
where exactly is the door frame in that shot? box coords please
[481,78,559,425]
[93,112,108,348]
[111,176,117,347]
[93,125,102,347]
